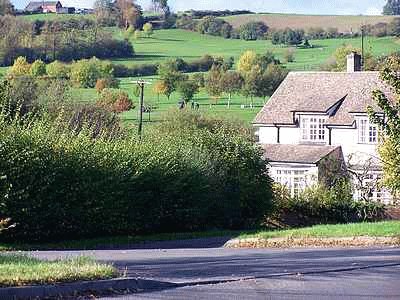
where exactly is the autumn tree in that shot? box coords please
[221,71,244,108]
[115,0,143,29]
[153,80,167,101]
[383,0,400,15]
[368,55,400,193]
[237,50,258,74]
[30,59,46,77]
[8,57,30,77]
[157,60,185,100]
[0,0,14,15]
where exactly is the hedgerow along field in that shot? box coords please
[222,13,398,32]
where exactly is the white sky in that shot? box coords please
[13,0,386,15]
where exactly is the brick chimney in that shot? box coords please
[347,52,362,72]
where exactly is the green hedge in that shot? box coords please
[0,111,273,241]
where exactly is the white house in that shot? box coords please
[253,53,395,204]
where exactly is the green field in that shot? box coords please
[111,29,399,71]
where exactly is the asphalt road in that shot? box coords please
[32,241,400,299]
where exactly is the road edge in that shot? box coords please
[0,277,178,299]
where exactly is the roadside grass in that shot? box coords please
[0,230,246,251]
[0,255,117,287]
[239,221,400,240]
[222,13,397,32]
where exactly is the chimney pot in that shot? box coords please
[347,52,362,72]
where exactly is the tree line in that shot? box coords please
[154,51,288,106]
[0,15,134,67]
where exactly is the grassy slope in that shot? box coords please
[111,29,399,71]
[0,255,117,287]
[240,221,400,239]
[223,13,398,31]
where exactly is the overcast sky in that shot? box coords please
[13,0,386,15]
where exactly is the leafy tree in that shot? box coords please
[125,25,136,39]
[153,80,168,101]
[192,73,205,88]
[383,0,400,15]
[271,28,304,46]
[178,80,199,102]
[322,45,377,71]
[368,55,400,192]
[242,65,263,107]
[157,60,185,99]
[238,21,268,41]
[8,57,30,77]
[30,60,46,77]
[221,71,244,108]
[196,16,232,37]
[237,50,258,74]
[205,65,224,102]
[0,0,13,15]
[143,22,154,38]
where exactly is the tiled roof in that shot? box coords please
[25,1,60,11]
[254,71,395,126]
[261,144,341,164]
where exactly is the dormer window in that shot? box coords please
[300,116,327,142]
[358,118,378,144]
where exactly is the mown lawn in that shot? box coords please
[0,255,117,287]
[239,221,400,240]
[70,75,266,124]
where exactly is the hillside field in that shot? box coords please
[112,29,399,71]
[223,13,398,32]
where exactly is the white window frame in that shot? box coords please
[273,168,309,197]
[357,118,378,144]
[300,116,327,143]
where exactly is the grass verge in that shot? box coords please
[238,221,400,240]
[0,255,117,287]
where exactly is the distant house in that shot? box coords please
[254,53,395,204]
[25,1,62,13]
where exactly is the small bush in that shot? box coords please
[46,61,70,79]
[96,89,133,113]
[30,60,46,77]
[70,58,114,88]
[95,78,120,93]
[269,182,386,228]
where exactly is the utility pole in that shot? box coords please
[132,80,152,139]
[361,25,365,71]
